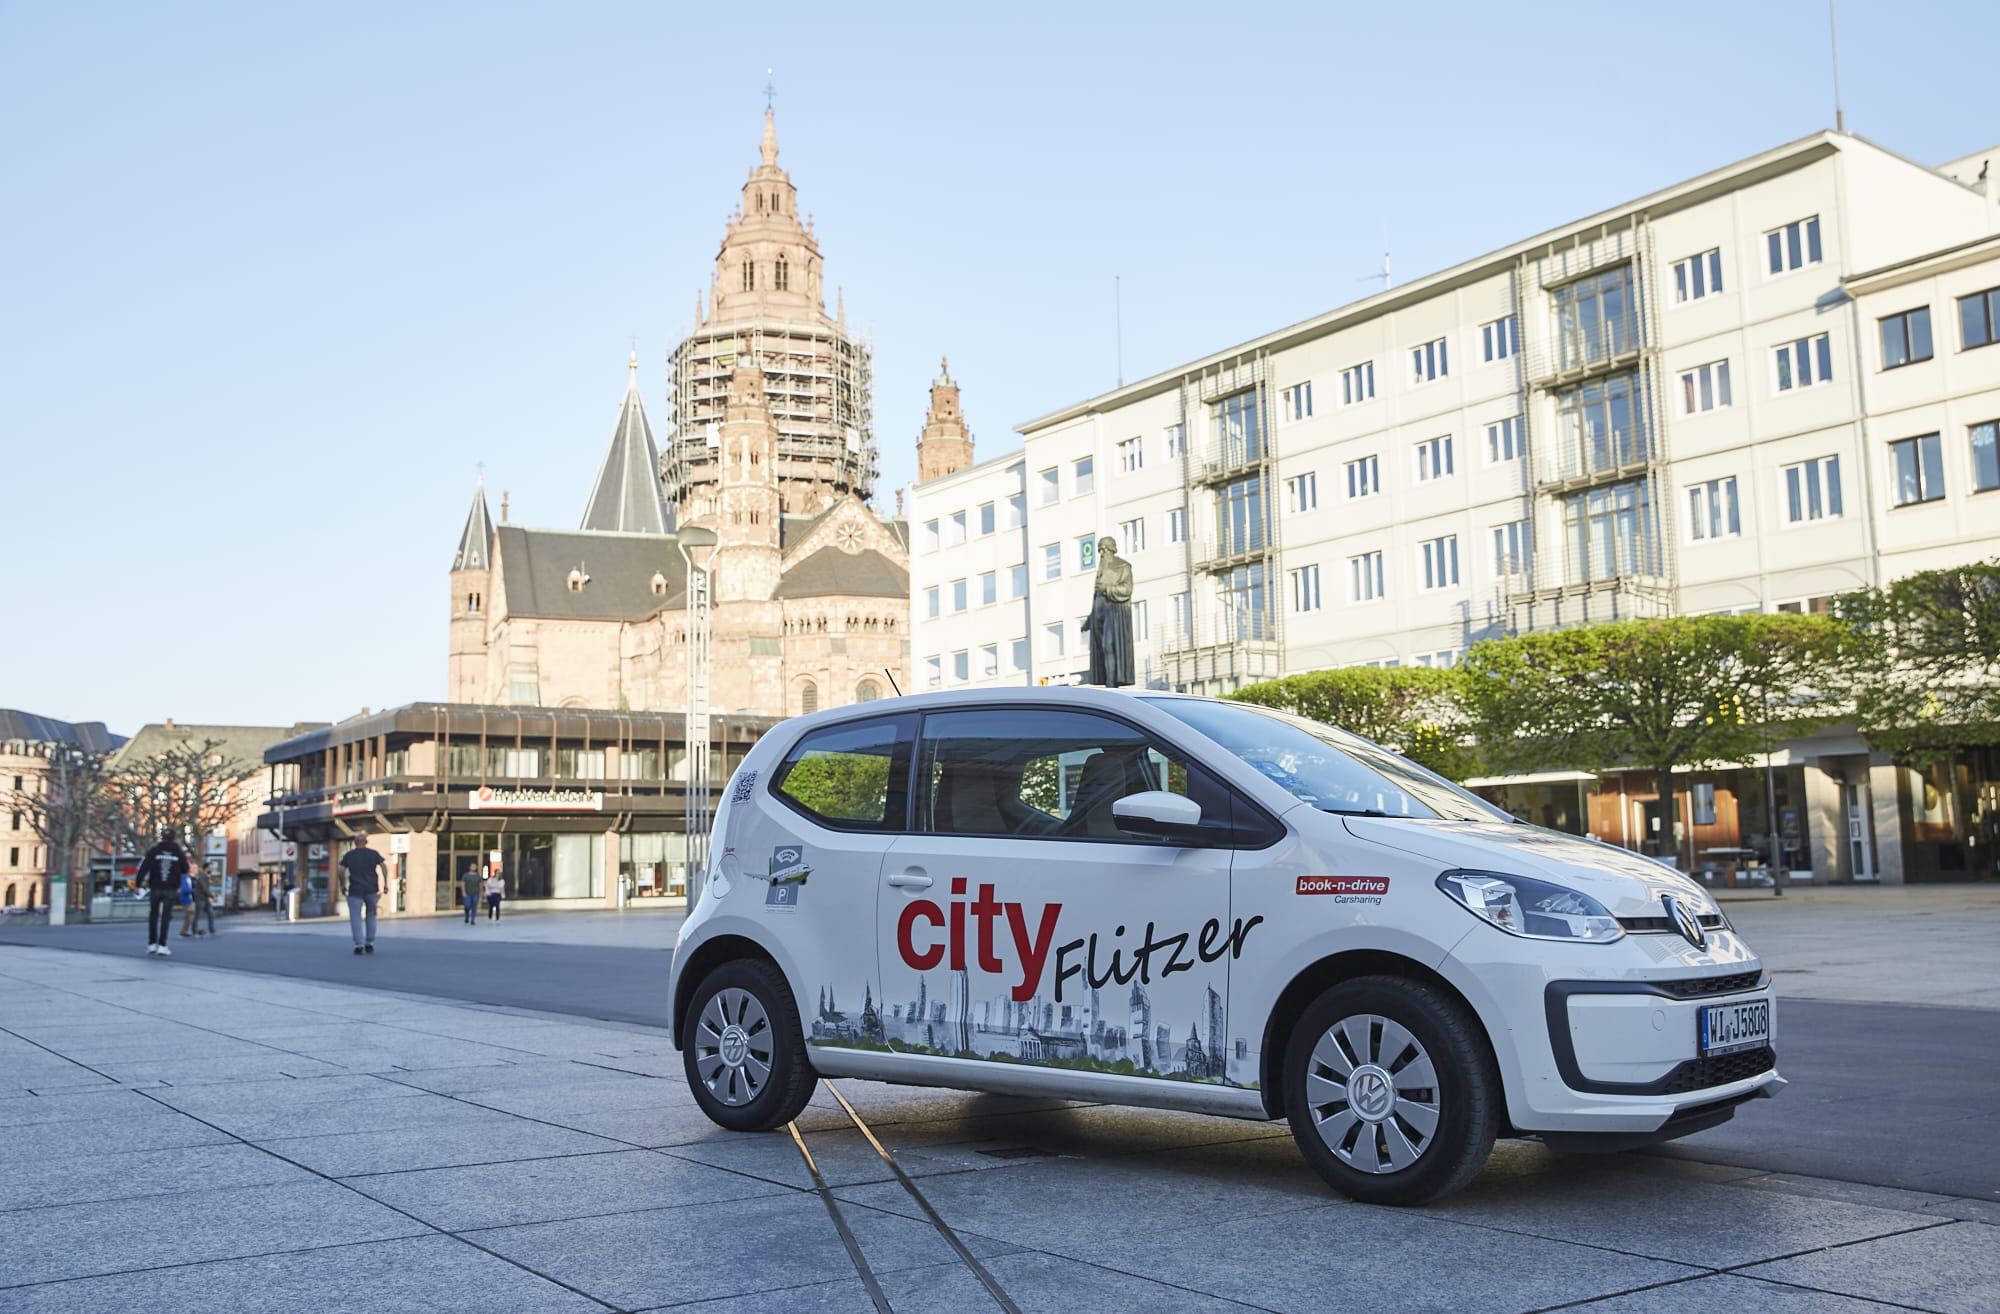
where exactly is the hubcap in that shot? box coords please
[1304,1012,1442,1174]
[694,987,773,1107]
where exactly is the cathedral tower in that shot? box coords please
[704,355,784,602]
[915,357,974,483]
[664,110,876,520]
[448,480,494,702]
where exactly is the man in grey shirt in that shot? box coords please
[339,835,386,956]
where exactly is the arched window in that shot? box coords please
[800,681,819,715]
[857,680,881,703]
[775,257,789,291]
[467,592,481,613]
[4,884,15,908]
[742,261,755,292]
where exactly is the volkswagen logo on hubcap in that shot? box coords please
[1663,894,1707,949]
[1349,1065,1396,1122]
[718,1024,749,1068]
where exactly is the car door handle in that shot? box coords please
[886,870,933,890]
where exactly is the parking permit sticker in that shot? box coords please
[770,845,810,884]
[765,881,800,909]
[1297,876,1390,905]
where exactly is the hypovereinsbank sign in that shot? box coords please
[467,787,605,812]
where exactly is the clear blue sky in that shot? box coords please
[5,0,1996,734]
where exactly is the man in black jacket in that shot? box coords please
[134,828,190,957]
[340,834,386,956]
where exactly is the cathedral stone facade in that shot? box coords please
[445,111,963,720]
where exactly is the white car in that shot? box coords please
[668,688,1780,1205]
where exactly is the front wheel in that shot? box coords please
[683,959,817,1131]
[1283,975,1499,1206]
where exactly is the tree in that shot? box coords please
[1836,560,2000,762]
[1456,615,1853,863]
[2,745,120,901]
[107,737,256,858]
[1227,666,1478,780]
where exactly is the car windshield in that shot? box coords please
[1141,697,1512,824]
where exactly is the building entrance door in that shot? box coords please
[1845,781,1876,881]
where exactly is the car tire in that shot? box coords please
[1283,975,1499,1206]
[683,958,817,1132]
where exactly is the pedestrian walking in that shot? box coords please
[483,870,504,921]
[460,863,481,925]
[179,865,216,937]
[340,834,386,956]
[134,828,189,957]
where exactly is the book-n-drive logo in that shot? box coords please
[1296,875,1391,902]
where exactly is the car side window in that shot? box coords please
[771,714,914,831]
[916,707,1231,842]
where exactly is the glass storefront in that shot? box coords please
[619,832,689,899]
[1899,749,2000,882]
[433,831,605,905]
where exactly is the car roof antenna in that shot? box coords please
[883,668,903,697]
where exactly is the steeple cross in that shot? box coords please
[764,69,775,112]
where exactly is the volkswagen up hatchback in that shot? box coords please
[668,688,1780,1204]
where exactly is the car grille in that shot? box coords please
[1653,970,1764,999]
[1657,1046,1776,1094]
[1618,913,1728,934]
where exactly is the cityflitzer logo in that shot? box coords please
[1297,876,1391,896]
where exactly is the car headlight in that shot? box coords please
[1436,869,1624,943]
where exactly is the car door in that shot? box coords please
[876,705,1250,1087]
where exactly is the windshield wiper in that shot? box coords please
[1319,807,1395,817]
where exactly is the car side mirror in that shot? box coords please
[1112,790,1205,841]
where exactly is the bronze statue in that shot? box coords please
[1084,536,1135,687]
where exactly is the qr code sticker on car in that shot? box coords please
[730,771,757,804]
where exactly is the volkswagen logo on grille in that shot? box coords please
[1663,894,1706,949]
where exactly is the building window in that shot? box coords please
[466,592,482,613]
[1345,455,1380,499]
[1765,215,1823,275]
[1492,519,1531,579]
[1890,434,1945,506]
[1958,286,2000,350]
[1688,477,1741,540]
[1565,480,1654,582]
[1218,476,1265,556]
[1037,468,1060,505]
[1010,638,1029,672]
[925,655,942,688]
[1341,361,1376,405]
[1165,424,1186,459]
[1553,372,1647,478]
[1481,316,1518,363]
[857,680,882,702]
[1673,248,1724,303]
[1410,337,1449,384]
[947,510,967,545]
[1775,596,1834,616]
[1170,591,1192,641]
[741,261,755,291]
[1285,472,1317,514]
[978,502,996,535]
[921,519,939,552]
[1773,334,1834,391]
[1413,649,1457,668]
[925,586,940,619]
[1042,543,1061,580]
[1282,382,1313,421]
[1009,562,1028,597]
[1213,391,1261,465]
[979,644,999,678]
[1679,360,1733,414]
[1132,599,1150,642]
[774,257,790,291]
[1117,436,1143,473]
[1415,435,1454,482]
[1167,507,1188,543]
[953,651,970,682]
[951,578,968,612]
[1042,622,1065,659]
[1487,416,1524,463]
[979,571,997,605]
[799,681,818,715]
[1007,492,1026,527]
[1552,265,1637,369]
[1076,536,1097,571]
[1880,307,1934,369]
[1349,551,1385,602]
[1290,564,1322,613]
[1972,421,2000,492]
[1074,456,1095,495]
[1118,516,1146,551]
[1783,456,1843,524]
[1419,535,1460,590]
[1219,564,1268,640]
[1691,782,1717,826]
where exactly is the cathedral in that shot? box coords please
[446,110,973,718]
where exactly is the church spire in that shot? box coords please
[452,478,493,571]
[579,353,670,535]
[760,108,778,169]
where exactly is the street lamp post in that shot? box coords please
[675,526,717,903]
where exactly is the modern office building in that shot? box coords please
[909,130,2000,881]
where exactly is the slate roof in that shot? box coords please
[0,710,124,753]
[580,363,670,535]
[495,525,688,620]
[772,547,908,600]
[453,480,494,571]
[110,722,310,774]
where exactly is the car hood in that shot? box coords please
[1339,817,1720,919]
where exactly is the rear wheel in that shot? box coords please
[683,959,816,1131]
[1283,975,1499,1205]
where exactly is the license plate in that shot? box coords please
[1698,998,1771,1056]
